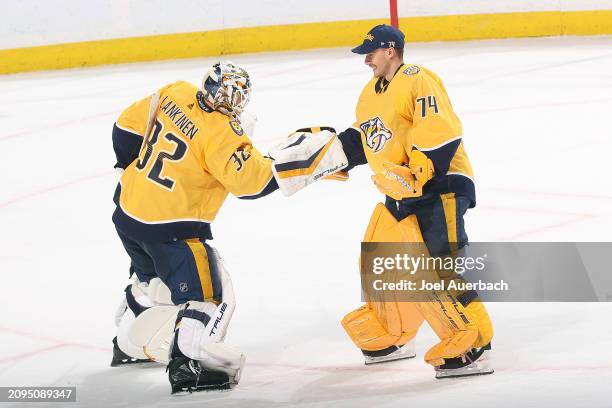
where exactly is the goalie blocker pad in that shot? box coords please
[270,128,348,196]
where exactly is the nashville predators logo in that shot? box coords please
[403,65,420,76]
[229,119,244,136]
[364,34,374,41]
[360,117,392,153]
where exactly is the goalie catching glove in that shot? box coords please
[269,127,349,196]
[372,150,434,200]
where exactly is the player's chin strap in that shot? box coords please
[269,127,349,196]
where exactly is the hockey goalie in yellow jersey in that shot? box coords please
[109,62,350,393]
[328,25,494,378]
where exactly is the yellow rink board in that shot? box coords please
[2,10,612,74]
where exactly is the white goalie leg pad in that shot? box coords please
[199,343,246,382]
[175,301,218,358]
[114,297,128,328]
[116,282,157,360]
[176,250,244,377]
[127,304,182,363]
[269,129,348,196]
[129,275,174,306]
[147,277,173,305]
[117,309,145,359]
[115,276,173,360]
[176,302,244,381]
[123,247,240,367]
[177,254,237,356]
[130,276,157,306]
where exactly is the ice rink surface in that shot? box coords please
[1,36,612,407]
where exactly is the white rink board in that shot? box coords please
[1,37,612,407]
[400,0,612,16]
[3,0,612,49]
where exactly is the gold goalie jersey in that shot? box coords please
[351,64,475,205]
[111,81,276,242]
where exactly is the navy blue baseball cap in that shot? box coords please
[351,24,405,54]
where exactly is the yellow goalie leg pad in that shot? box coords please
[465,300,494,348]
[342,305,400,350]
[424,330,479,367]
[342,300,425,351]
[419,292,494,366]
[363,202,424,243]
[342,203,425,351]
[348,202,494,361]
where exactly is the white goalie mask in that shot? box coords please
[201,62,252,118]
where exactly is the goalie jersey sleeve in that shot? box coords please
[112,98,148,169]
[337,127,368,172]
[202,119,278,200]
[112,81,277,243]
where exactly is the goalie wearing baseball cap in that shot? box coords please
[318,24,495,378]
[351,24,405,55]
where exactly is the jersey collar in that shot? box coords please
[374,63,405,94]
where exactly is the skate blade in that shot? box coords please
[110,357,155,367]
[434,347,494,379]
[435,368,494,379]
[364,352,416,365]
[171,381,236,394]
[435,359,494,379]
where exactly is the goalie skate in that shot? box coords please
[362,340,416,365]
[110,337,154,367]
[167,356,241,394]
[434,343,493,379]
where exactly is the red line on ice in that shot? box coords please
[1,325,611,375]
[0,326,110,351]
[0,171,113,209]
[0,326,110,352]
[477,205,596,240]
[0,325,110,364]
[498,214,594,241]
[247,361,612,374]
[0,344,70,364]
[0,111,118,142]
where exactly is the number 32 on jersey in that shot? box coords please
[135,119,188,191]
